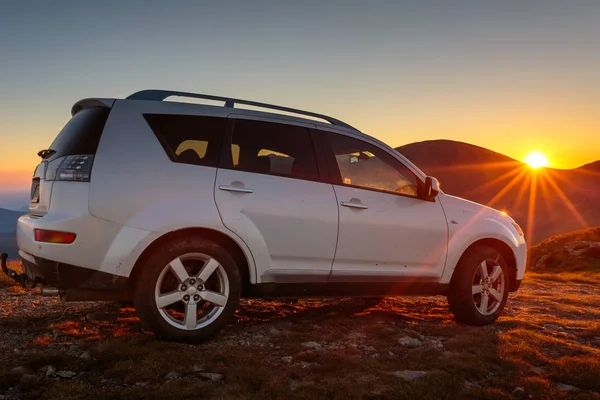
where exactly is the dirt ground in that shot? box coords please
[1,268,599,400]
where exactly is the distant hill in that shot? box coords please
[0,208,25,260]
[396,140,600,244]
[0,208,24,234]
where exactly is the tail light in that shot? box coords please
[34,229,77,244]
[46,155,94,182]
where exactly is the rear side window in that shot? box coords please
[222,119,319,181]
[144,114,226,167]
[47,107,110,159]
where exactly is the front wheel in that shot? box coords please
[133,237,241,342]
[447,246,509,325]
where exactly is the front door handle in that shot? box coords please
[340,201,368,209]
[219,185,254,194]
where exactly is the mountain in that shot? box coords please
[396,140,600,244]
[0,208,25,260]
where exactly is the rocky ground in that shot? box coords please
[0,269,599,399]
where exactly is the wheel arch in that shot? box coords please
[452,238,518,292]
[129,227,254,295]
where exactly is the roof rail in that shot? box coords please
[126,89,358,131]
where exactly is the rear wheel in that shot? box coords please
[133,237,241,342]
[447,246,509,325]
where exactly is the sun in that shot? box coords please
[524,151,549,169]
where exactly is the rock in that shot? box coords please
[192,365,205,372]
[530,366,545,375]
[11,366,29,375]
[298,361,319,369]
[361,345,376,352]
[268,327,281,335]
[513,387,525,394]
[556,383,578,392]
[136,382,149,387]
[281,356,293,364]
[20,374,41,385]
[80,351,91,360]
[397,336,422,347]
[41,365,56,377]
[301,341,322,350]
[543,324,563,331]
[56,370,77,379]
[165,371,179,380]
[463,381,481,390]
[391,370,431,381]
[388,351,395,356]
[198,372,225,384]
[290,379,314,391]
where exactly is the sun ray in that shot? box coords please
[467,166,525,197]
[544,172,588,228]
[525,172,538,241]
[425,161,522,173]
[487,168,530,208]
[514,172,532,210]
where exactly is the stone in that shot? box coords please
[388,351,395,356]
[42,365,56,377]
[165,372,179,380]
[301,341,322,350]
[56,370,77,379]
[543,324,563,331]
[192,365,205,372]
[530,366,545,375]
[556,383,578,392]
[136,382,149,387]
[11,366,29,375]
[513,387,525,394]
[80,352,91,360]
[397,336,422,347]
[391,370,431,381]
[20,374,41,385]
[280,356,293,364]
[197,372,225,384]
[298,361,319,369]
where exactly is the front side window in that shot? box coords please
[144,114,226,167]
[223,119,319,181]
[326,133,420,197]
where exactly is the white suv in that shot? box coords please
[12,90,526,341]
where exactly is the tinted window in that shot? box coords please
[144,114,226,167]
[47,107,110,160]
[327,133,419,197]
[223,119,319,181]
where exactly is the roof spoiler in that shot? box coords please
[71,98,115,116]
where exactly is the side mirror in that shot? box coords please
[423,176,440,199]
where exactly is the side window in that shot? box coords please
[144,114,226,167]
[326,133,420,197]
[223,119,319,181]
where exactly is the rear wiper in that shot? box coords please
[37,149,56,159]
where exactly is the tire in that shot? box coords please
[133,236,241,342]
[447,245,509,325]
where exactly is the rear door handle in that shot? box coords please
[340,201,368,209]
[219,185,254,194]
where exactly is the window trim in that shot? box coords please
[218,117,327,184]
[321,131,434,202]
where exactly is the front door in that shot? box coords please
[214,118,339,283]
[321,131,449,281]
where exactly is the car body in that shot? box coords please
[12,90,527,341]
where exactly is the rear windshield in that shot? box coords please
[46,107,110,160]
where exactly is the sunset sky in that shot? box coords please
[1,1,599,198]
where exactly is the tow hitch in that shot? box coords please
[1,253,30,286]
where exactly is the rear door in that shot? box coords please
[214,117,339,283]
[321,131,449,281]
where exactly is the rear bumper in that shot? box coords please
[19,250,129,290]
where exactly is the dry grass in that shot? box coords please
[0,265,599,399]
